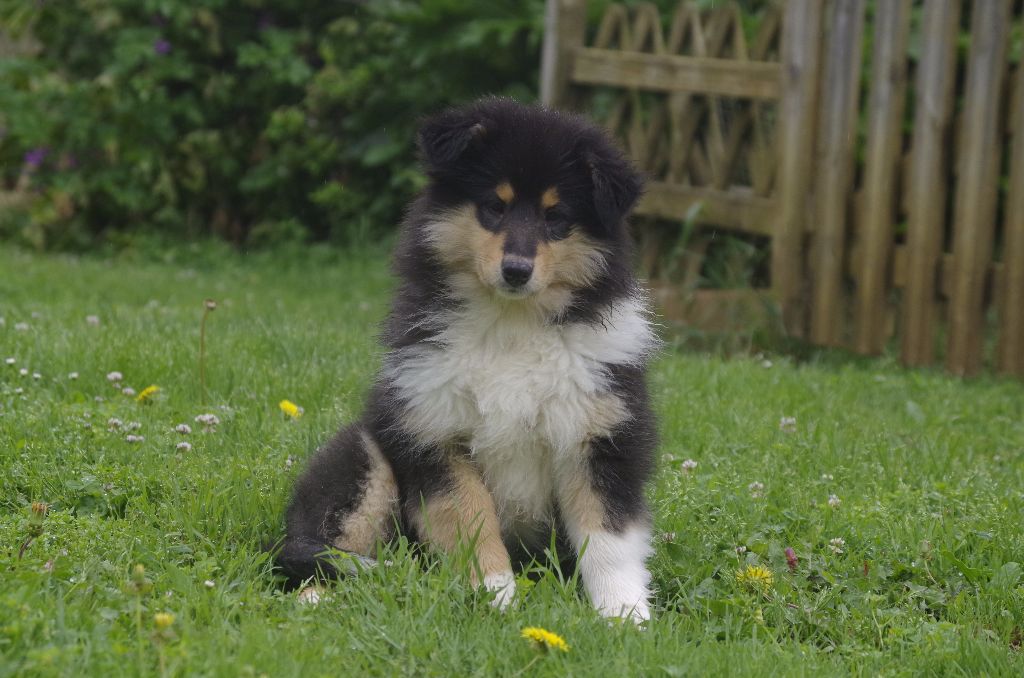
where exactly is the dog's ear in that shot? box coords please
[586,146,643,232]
[418,108,491,174]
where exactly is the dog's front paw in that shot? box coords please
[595,598,650,624]
[483,571,516,611]
[297,585,324,605]
[588,578,651,624]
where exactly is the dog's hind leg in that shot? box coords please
[276,424,399,589]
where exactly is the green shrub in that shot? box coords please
[0,0,543,250]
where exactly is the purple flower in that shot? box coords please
[24,147,48,169]
[154,38,171,55]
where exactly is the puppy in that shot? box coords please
[276,98,658,621]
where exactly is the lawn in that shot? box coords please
[1,245,1022,677]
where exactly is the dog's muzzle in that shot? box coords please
[501,255,533,288]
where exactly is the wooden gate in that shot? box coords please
[541,0,1024,379]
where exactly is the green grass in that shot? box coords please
[1,245,1022,677]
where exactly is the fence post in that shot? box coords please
[853,0,911,355]
[810,0,866,347]
[999,65,1024,376]
[945,0,1011,377]
[540,0,587,108]
[772,0,822,338]
[900,0,961,368]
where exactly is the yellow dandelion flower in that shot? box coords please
[521,627,569,652]
[136,385,160,403]
[279,399,303,419]
[735,564,774,591]
[153,612,175,630]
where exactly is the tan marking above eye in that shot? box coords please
[541,187,560,210]
[495,182,514,204]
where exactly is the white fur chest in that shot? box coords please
[385,296,654,528]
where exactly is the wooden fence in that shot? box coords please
[541,0,1024,379]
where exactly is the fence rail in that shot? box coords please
[542,0,1024,379]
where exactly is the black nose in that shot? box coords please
[501,256,534,288]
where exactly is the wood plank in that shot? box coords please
[771,0,823,338]
[997,63,1024,376]
[945,0,1011,376]
[636,183,776,237]
[853,0,912,355]
[650,285,776,334]
[540,0,588,108]
[887,247,1002,300]
[809,0,866,347]
[900,0,961,367]
[571,48,782,99]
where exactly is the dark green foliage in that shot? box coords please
[0,0,543,249]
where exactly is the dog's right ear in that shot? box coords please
[417,109,490,174]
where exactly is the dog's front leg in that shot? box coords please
[409,456,516,609]
[556,439,654,623]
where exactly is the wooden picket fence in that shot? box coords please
[541,0,1024,379]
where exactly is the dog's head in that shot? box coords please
[416,98,643,310]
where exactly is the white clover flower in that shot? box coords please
[285,455,295,469]
[681,459,698,473]
[107,371,123,383]
[735,545,747,555]
[32,372,41,380]
[174,424,192,435]
[821,473,834,481]
[86,315,100,326]
[828,537,845,554]
[14,387,23,394]
[203,579,215,588]
[195,413,221,430]
[4,357,14,366]
[662,532,677,542]
[748,481,765,498]
[121,387,136,396]
[125,434,145,443]
[107,417,123,430]
[68,372,79,380]
[779,416,797,433]
[176,441,193,452]
[19,368,28,377]
[14,322,29,332]
[125,421,142,431]
[761,359,773,368]
[828,494,841,508]
[0,317,4,326]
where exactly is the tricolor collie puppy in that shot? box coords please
[277,98,658,621]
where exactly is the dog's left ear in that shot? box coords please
[418,109,491,174]
[586,146,644,231]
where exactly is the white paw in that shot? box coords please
[483,571,517,610]
[576,526,653,625]
[297,585,323,605]
[596,598,651,624]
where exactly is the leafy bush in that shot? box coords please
[0,0,543,249]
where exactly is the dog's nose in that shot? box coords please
[501,256,534,288]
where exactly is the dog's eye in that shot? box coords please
[545,209,571,240]
[480,196,506,216]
